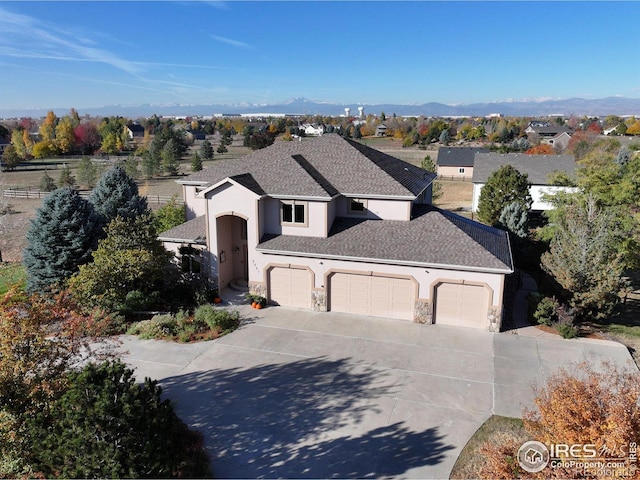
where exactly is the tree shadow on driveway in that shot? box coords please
[160,356,455,478]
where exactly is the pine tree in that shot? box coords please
[191,151,203,172]
[58,165,75,187]
[39,172,56,192]
[23,187,100,293]
[161,138,180,175]
[88,166,150,229]
[199,139,214,161]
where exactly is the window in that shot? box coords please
[349,198,367,215]
[281,200,307,226]
[179,245,202,274]
[459,168,466,174]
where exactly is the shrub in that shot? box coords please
[533,296,560,326]
[194,305,240,332]
[527,292,544,324]
[127,313,177,339]
[556,322,578,339]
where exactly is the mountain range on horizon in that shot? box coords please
[2,96,640,119]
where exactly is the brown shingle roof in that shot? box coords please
[180,134,435,199]
[158,216,206,243]
[257,205,513,273]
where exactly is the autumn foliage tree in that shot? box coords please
[479,362,640,479]
[525,144,555,155]
[0,289,113,477]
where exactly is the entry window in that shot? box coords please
[349,198,367,215]
[459,167,465,174]
[281,200,307,226]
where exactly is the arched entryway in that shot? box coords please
[216,215,248,289]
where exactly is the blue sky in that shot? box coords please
[1,1,639,111]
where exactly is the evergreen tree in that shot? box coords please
[216,142,228,154]
[191,151,203,172]
[39,172,56,192]
[124,154,140,179]
[477,164,532,227]
[23,187,100,293]
[88,166,150,229]
[76,156,98,188]
[58,165,75,187]
[420,155,442,201]
[199,139,214,161]
[160,138,180,175]
[541,196,627,321]
[27,360,211,479]
[498,201,529,238]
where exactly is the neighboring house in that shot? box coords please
[301,124,325,136]
[375,124,388,137]
[525,124,573,139]
[160,134,514,330]
[436,146,490,180]
[548,131,571,151]
[0,139,9,154]
[125,124,145,139]
[472,153,578,212]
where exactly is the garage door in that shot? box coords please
[329,273,414,320]
[434,283,489,328]
[268,267,312,308]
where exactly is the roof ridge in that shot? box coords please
[291,154,340,197]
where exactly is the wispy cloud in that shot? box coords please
[210,34,253,50]
[0,6,144,76]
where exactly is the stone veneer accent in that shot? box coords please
[311,290,327,312]
[414,299,432,324]
[487,306,501,332]
[249,281,267,299]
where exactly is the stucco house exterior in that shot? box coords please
[436,146,490,180]
[160,134,513,330]
[471,153,578,213]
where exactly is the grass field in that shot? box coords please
[0,262,26,294]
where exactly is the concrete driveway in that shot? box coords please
[119,306,635,479]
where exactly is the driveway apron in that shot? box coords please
[119,307,636,479]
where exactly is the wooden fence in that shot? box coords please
[2,188,180,205]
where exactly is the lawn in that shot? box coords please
[0,262,26,294]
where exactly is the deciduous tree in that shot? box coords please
[68,215,172,312]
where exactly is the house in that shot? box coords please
[160,134,514,330]
[125,124,145,139]
[471,153,578,213]
[525,124,573,139]
[436,146,490,180]
[301,124,325,136]
[375,124,388,137]
[548,131,571,152]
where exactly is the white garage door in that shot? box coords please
[329,273,414,320]
[268,267,311,308]
[434,283,489,328]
